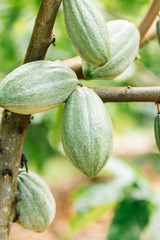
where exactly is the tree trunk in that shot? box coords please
[0,1,62,239]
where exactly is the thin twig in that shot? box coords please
[92,86,160,103]
[137,0,160,42]
[141,21,157,46]
[141,28,157,46]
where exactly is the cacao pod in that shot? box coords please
[63,0,111,67]
[61,86,113,178]
[0,61,78,114]
[15,169,56,232]
[83,20,140,80]
[157,18,160,44]
[154,113,160,151]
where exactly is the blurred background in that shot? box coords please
[1,0,160,239]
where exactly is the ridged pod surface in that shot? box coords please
[157,19,160,44]
[15,170,56,232]
[63,0,111,67]
[83,20,140,80]
[154,114,160,151]
[0,61,78,114]
[61,86,113,178]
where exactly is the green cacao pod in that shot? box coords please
[157,18,160,44]
[154,113,160,151]
[0,61,78,114]
[63,0,111,67]
[15,169,56,232]
[83,20,140,80]
[61,86,113,178]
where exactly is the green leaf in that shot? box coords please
[107,198,152,240]
[72,157,151,214]
[64,203,115,239]
[70,203,114,232]
[73,180,123,214]
[144,199,160,240]
[66,156,153,238]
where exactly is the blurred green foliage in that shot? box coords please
[64,157,157,239]
[108,198,151,240]
[1,0,160,239]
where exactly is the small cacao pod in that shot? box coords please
[15,169,56,232]
[154,113,160,151]
[156,18,160,44]
[61,86,113,178]
[0,61,78,114]
[83,20,140,80]
[63,0,111,67]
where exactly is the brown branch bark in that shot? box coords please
[60,56,85,79]
[92,86,160,103]
[0,0,62,239]
[140,26,157,47]
[137,0,160,42]
[24,0,62,63]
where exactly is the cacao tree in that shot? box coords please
[0,0,160,239]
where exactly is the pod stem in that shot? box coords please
[156,103,160,114]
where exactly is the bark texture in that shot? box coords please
[92,86,160,103]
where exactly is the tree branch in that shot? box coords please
[137,0,160,42]
[140,26,157,47]
[92,86,160,103]
[24,0,62,63]
[0,1,62,239]
[60,57,85,79]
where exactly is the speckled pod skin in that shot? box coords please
[154,114,160,151]
[0,61,78,114]
[15,170,56,232]
[83,20,140,80]
[63,0,111,67]
[157,19,160,44]
[61,86,113,178]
